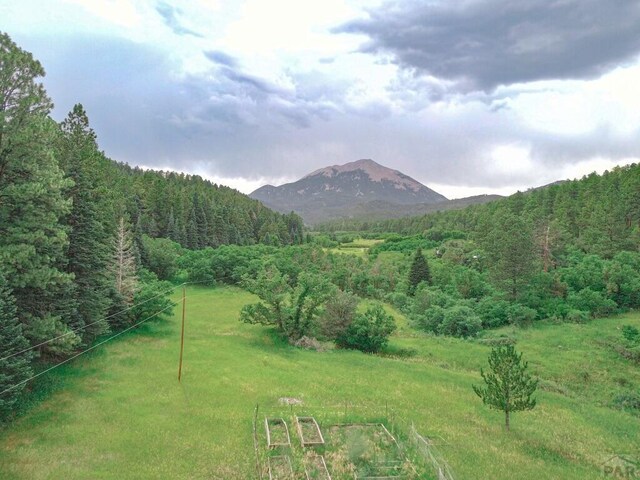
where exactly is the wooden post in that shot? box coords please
[178,285,186,382]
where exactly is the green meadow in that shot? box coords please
[0,286,638,479]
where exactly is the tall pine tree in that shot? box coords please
[58,104,113,343]
[0,32,78,355]
[0,272,33,418]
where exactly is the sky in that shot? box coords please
[2,0,640,199]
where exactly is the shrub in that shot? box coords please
[438,305,482,338]
[565,310,589,324]
[385,291,410,312]
[411,285,457,314]
[336,304,396,353]
[475,297,511,328]
[413,305,446,333]
[452,266,489,299]
[622,325,640,344]
[506,304,538,328]
[568,288,617,317]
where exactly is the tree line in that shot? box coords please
[0,33,302,419]
[317,164,640,261]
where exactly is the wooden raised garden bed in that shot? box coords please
[265,418,291,448]
[304,454,332,480]
[295,416,325,447]
[268,455,294,480]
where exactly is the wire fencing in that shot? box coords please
[253,401,455,480]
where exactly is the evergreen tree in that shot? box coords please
[166,208,179,242]
[480,210,536,299]
[408,247,431,295]
[185,207,199,249]
[0,273,33,418]
[58,104,112,342]
[0,32,76,354]
[473,345,538,430]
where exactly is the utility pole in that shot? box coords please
[178,285,186,382]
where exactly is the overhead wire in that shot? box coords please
[0,282,187,362]
[0,303,177,397]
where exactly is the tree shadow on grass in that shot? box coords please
[1,318,174,428]
[248,328,301,358]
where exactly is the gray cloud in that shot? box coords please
[13,32,640,196]
[341,0,640,92]
[156,1,203,37]
[204,50,238,68]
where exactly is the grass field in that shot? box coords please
[0,286,638,479]
[327,238,383,257]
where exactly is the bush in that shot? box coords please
[336,304,396,353]
[385,291,410,312]
[411,285,457,313]
[622,325,640,344]
[452,266,489,299]
[568,288,617,317]
[565,310,589,324]
[413,305,446,333]
[438,305,482,338]
[506,304,538,328]
[475,297,511,328]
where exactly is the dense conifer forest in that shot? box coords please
[0,33,303,418]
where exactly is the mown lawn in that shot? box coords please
[0,286,638,479]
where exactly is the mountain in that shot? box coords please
[250,159,450,224]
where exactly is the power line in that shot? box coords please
[0,303,176,397]
[0,283,187,363]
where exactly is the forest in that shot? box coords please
[0,33,303,419]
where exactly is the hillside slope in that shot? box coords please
[1,286,637,479]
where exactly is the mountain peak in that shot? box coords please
[250,159,449,223]
[303,159,426,193]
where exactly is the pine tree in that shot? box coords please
[408,247,431,295]
[58,104,112,342]
[166,208,179,242]
[0,32,76,354]
[473,345,538,430]
[480,210,536,299]
[0,273,33,418]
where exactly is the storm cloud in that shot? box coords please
[6,0,640,198]
[341,0,640,92]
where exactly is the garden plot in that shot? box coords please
[268,455,294,480]
[303,453,332,480]
[265,418,292,448]
[324,424,416,479]
[295,416,325,447]
[254,406,434,480]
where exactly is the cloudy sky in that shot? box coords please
[2,0,640,198]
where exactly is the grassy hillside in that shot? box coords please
[0,286,638,479]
